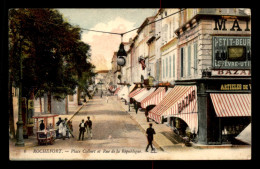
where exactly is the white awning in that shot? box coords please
[118,86,128,99]
[235,123,251,145]
[133,89,148,102]
[136,88,156,103]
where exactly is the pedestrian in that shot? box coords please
[145,110,149,122]
[40,120,45,130]
[134,101,138,114]
[106,94,108,103]
[146,123,156,152]
[78,119,86,141]
[59,120,66,140]
[84,116,92,139]
[56,117,62,138]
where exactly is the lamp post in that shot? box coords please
[15,29,24,147]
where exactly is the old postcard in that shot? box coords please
[8,8,251,160]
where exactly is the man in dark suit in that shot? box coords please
[85,116,92,139]
[146,123,156,152]
[78,119,85,141]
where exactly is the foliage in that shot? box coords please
[8,8,96,100]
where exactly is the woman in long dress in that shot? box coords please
[59,121,66,140]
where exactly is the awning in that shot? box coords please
[210,93,251,117]
[141,87,166,108]
[135,88,156,102]
[118,86,129,100]
[129,84,136,94]
[133,89,148,101]
[148,85,198,133]
[113,87,121,95]
[235,123,251,145]
[129,88,145,98]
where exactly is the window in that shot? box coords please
[194,43,198,75]
[181,48,184,77]
[188,45,191,76]
[169,56,172,78]
[169,22,171,39]
[163,59,165,78]
[166,57,168,77]
[173,54,175,77]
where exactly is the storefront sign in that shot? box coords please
[220,84,251,90]
[212,69,251,76]
[214,19,250,31]
[212,36,251,69]
[178,90,196,113]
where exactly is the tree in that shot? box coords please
[8,8,95,138]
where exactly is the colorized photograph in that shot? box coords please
[8,8,251,160]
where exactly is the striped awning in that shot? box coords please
[113,87,121,95]
[118,86,128,99]
[133,89,148,101]
[148,85,198,133]
[136,88,156,103]
[129,88,145,98]
[210,93,251,117]
[129,84,136,94]
[141,87,166,108]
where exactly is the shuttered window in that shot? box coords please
[181,48,184,77]
[169,56,171,78]
[173,54,175,77]
[188,45,191,76]
[194,43,198,75]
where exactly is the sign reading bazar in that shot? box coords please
[212,69,251,76]
[178,90,196,113]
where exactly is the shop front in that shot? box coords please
[206,80,251,145]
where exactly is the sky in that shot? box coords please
[57,8,158,71]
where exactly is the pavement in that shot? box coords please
[115,96,185,152]
[115,96,251,150]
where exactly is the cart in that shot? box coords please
[32,114,59,145]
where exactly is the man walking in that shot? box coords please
[146,123,156,152]
[85,116,92,139]
[78,119,86,141]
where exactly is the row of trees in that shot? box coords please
[8,8,96,138]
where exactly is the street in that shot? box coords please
[9,93,251,160]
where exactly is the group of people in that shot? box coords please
[78,116,93,141]
[56,117,74,140]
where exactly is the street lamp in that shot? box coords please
[16,29,24,147]
[117,35,127,67]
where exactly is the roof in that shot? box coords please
[96,70,109,73]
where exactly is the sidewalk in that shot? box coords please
[115,96,251,150]
[115,96,185,151]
